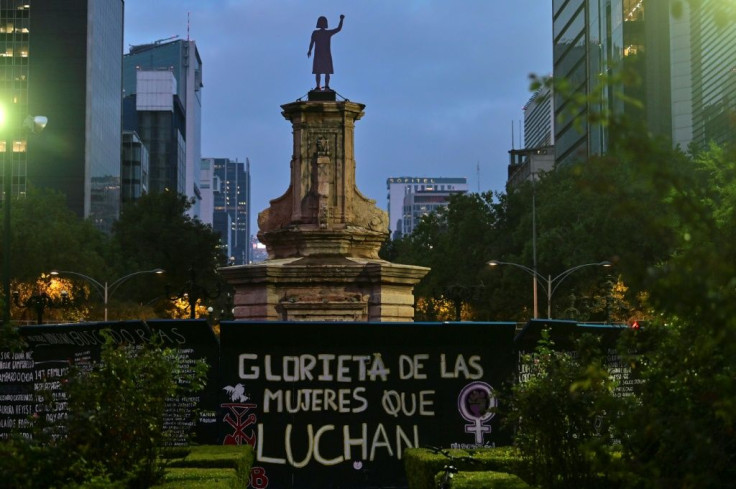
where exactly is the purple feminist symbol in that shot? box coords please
[457,381,496,445]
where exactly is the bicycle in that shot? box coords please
[426,446,478,489]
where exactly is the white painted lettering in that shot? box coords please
[468,355,484,379]
[317,354,335,381]
[265,355,281,381]
[285,424,312,468]
[238,353,259,380]
[396,425,420,459]
[300,354,316,381]
[370,423,393,460]
[420,390,436,416]
[256,424,286,464]
[313,425,343,465]
[343,423,368,461]
[367,354,390,381]
[336,355,351,382]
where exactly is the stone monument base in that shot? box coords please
[220,257,428,322]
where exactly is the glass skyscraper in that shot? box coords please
[0,1,31,202]
[553,0,671,165]
[553,1,735,161]
[687,1,736,148]
[205,157,251,265]
[20,0,124,233]
[123,39,204,219]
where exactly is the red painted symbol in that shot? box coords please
[250,466,269,489]
[221,403,257,446]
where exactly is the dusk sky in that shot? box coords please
[124,1,552,232]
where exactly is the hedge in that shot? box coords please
[155,445,255,489]
[434,470,533,489]
[404,447,523,489]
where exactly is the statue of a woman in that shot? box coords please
[308,14,345,91]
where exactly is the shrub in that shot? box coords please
[0,332,207,489]
[434,470,532,489]
[404,447,521,489]
[61,334,208,487]
[504,331,621,489]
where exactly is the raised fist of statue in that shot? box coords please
[340,14,345,20]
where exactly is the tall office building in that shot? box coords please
[124,69,186,197]
[552,0,671,165]
[386,177,468,238]
[205,157,251,265]
[121,130,149,204]
[0,0,123,232]
[553,1,735,162]
[524,84,555,150]
[507,85,556,189]
[198,155,214,226]
[123,38,203,218]
[683,1,736,148]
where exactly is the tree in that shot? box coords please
[612,141,736,489]
[112,191,227,318]
[505,331,621,489]
[0,187,111,323]
[383,192,502,321]
[6,187,110,281]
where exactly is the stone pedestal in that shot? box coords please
[220,95,428,322]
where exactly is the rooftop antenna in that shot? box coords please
[187,11,190,40]
[511,121,515,149]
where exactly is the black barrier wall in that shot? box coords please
[217,321,517,489]
[0,319,633,489]
[0,320,220,444]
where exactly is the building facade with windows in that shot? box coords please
[121,130,149,204]
[386,176,468,238]
[524,84,555,150]
[204,157,251,265]
[507,84,556,189]
[684,1,736,148]
[123,39,203,218]
[553,0,735,162]
[0,0,123,232]
[123,69,186,198]
[552,0,671,165]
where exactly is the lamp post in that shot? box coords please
[13,288,70,325]
[49,269,164,321]
[1,94,48,325]
[488,260,612,319]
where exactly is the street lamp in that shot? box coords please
[488,260,612,319]
[1,98,48,325]
[49,269,164,321]
[13,288,70,325]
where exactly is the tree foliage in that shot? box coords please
[505,331,621,489]
[1,187,229,324]
[610,141,736,489]
[6,187,111,282]
[112,191,228,319]
[383,82,736,486]
[382,144,675,321]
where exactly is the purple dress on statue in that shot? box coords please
[310,23,342,75]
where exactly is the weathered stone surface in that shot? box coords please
[222,98,428,322]
[220,258,429,322]
[257,100,389,259]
